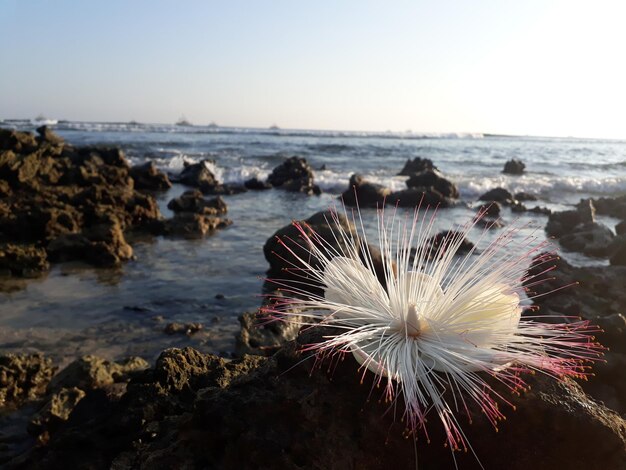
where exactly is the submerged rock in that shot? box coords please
[502,158,525,174]
[244,177,272,190]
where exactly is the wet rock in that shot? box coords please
[582,195,626,220]
[129,161,172,191]
[11,339,626,470]
[514,191,538,201]
[47,219,134,267]
[47,355,149,393]
[172,160,243,195]
[244,177,272,190]
[267,156,320,195]
[502,158,525,174]
[559,222,615,257]
[0,129,38,153]
[166,191,227,215]
[525,254,626,412]
[477,201,501,217]
[412,230,475,262]
[175,159,218,189]
[0,131,165,277]
[610,236,626,266]
[0,354,56,409]
[478,187,514,204]
[163,322,203,335]
[263,210,389,297]
[389,187,451,208]
[546,199,596,238]
[0,244,49,277]
[398,157,437,175]
[35,126,64,145]
[616,220,626,236]
[341,173,391,207]
[405,169,459,199]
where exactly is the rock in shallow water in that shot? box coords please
[8,339,626,469]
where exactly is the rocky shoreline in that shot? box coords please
[1,137,626,467]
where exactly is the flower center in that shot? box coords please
[391,303,425,337]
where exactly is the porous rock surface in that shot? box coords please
[525,254,626,413]
[6,334,626,469]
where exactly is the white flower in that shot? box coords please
[263,204,602,453]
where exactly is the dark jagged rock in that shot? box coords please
[28,387,86,439]
[129,161,172,191]
[581,195,626,220]
[166,191,227,215]
[502,158,525,174]
[477,201,501,217]
[267,156,320,195]
[514,191,538,201]
[546,200,618,257]
[263,210,389,297]
[610,236,626,266]
[546,199,596,238]
[47,355,149,393]
[0,129,166,276]
[616,220,626,236]
[236,309,302,356]
[244,177,272,190]
[9,341,626,469]
[559,222,616,257]
[389,187,451,208]
[0,354,56,409]
[398,157,437,175]
[411,230,475,262]
[35,126,64,145]
[174,160,246,195]
[0,244,49,278]
[405,169,459,199]
[525,254,626,412]
[478,187,514,204]
[341,173,391,207]
[175,159,218,189]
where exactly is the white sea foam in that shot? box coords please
[453,173,626,199]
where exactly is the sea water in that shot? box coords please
[0,121,624,364]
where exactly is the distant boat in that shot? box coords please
[31,114,58,126]
[176,116,193,126]
[207,121,219,128]
[128,119,141,126]
[269,124,280,130]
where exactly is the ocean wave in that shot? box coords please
[453,174,626,199]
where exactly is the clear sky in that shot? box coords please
[1,0,625,138]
